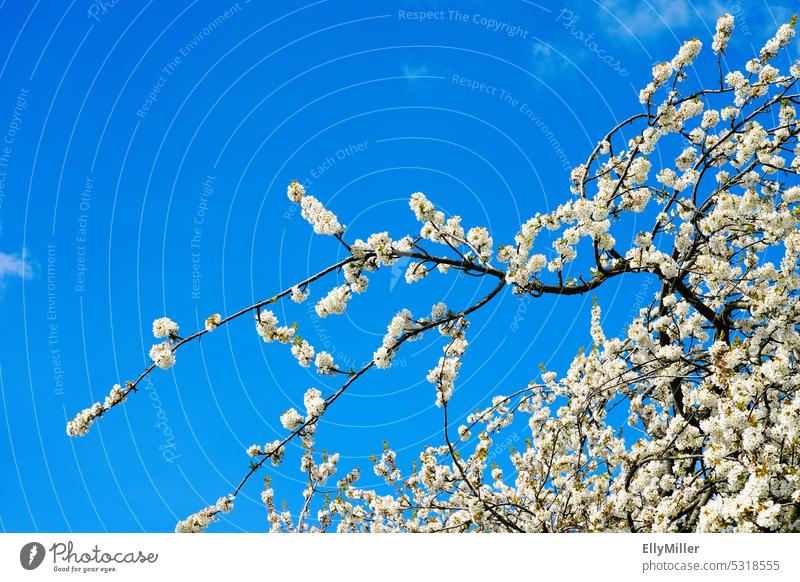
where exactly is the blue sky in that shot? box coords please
[0,0,794,532]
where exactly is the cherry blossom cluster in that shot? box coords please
[66,383,128,437]
[288,180,343,235]
[174,495,234,533]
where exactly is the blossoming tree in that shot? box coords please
[68,15,800,533]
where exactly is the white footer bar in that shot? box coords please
[1,533,798,581]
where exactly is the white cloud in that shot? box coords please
[528,41,570,76]
[597,0,792,43]
[531,42,552,59]
[402,64,432,78]
[597,0,724,40]
[0,250,32,284]
[400,63,448,89]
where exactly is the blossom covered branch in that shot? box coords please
[68,14,800,533]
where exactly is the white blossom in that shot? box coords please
[712,13,735,54]
[315,351,336,375]
[404,261,428,284]
[205,313,221,331]
[152,317,179,338]
[291,286,308,303]
[291,339,315,367]
[671,38,702,70]
[287,180,305,203]
[300,195,342,235]
[467,226,493,261]
[315,285,351,318]
[149,342,175,369]
[252,310,294,345]
[66,403,102,437]
[304,388,325,418]
[280,408,304,431]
